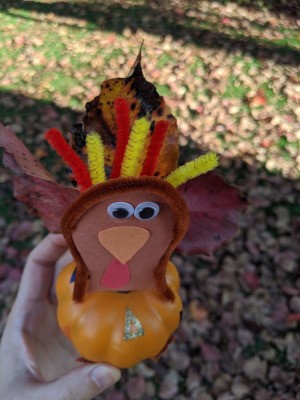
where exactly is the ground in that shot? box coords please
[0,1,300,399]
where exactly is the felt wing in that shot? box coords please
[69,51,179,177]
[0,124,79,233]
[177,173,247,256]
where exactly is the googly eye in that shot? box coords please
[134,202,160,221]
[107,202,134,220]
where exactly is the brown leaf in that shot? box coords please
[189,300,208,321]
[200,342,221,362]
[177,173,247,255]
[13,173,79,233]
[125,376,146,400]
[0,123,53,180]
[72,51,179,177]
[248,90,267,108]
[240,271,259,290]
[0,125,80,232]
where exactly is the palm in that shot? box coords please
[24,299,79,381]
[16,236,80,380]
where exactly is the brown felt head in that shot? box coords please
[61,176,189,302]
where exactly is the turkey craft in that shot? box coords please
[0,51,246,368]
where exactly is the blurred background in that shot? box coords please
[0,1,299,399]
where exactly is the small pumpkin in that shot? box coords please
[57,261,182,368]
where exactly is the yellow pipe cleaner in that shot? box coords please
[165,152,219,187]
[121,117,151,177]
[86,132,106,184]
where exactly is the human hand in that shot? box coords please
[0,234,121,400]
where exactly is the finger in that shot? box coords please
[49,249,73,304]
[16,234,67,305]
[39,364,121,400]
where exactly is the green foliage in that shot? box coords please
[157,53,174,68]
[222,75,250,99]
[156,83,172,96]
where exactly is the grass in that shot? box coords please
[242,58,263,73]
[259,82,288,109]
[222,75,250,99]
[156,83,172,97]
[189,57,207,76]
[48,73,79,96]
[157,53,175,69]
[104,48,124,62]
[43,37,66,61]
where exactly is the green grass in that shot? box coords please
[156,83,172,97]
[189,57,207,76]
[104,48,124,62]
[252,82,287,111]
[157,53,174,69]
[242,58,263,73]
[222,74,250,99]
[48,72,79,96]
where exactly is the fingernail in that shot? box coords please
[90,365,121,389]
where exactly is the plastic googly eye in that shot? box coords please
[107,202,134,220]
[134,202,160,221]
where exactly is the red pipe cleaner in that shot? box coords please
[45,128,92,192]
[110,98,131,179]
[140,120,170,176]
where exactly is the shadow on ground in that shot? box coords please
[0,0,299,65]
[1,89,300,396]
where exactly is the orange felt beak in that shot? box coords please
[98,226,150,264]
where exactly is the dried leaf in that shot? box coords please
[0,125,80,233]
[71,52,179,177]
[177,173,247,255]
[189,300,208,321]
[0,123,53,180]
[12,173,79,233]
[158,371,179,400]
[200,342,221,362]
[240,271,259,290]
[125,376,146,400]
[248,90,267,108]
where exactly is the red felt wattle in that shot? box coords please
[45,128,92,192]
[110,98,131,179]
[100,258,131,289]
[141,120,170,176]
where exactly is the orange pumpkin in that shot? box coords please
[56,260,182,368]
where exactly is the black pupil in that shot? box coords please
[112,208,129,219]
[139,207,155,220]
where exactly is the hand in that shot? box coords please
[0,234,121,400]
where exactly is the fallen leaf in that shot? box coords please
[189,300,208,321]
[125,376,146,400]
[177,173,247,255]
[0,123,53,180]
[287,314,300,322]
[12,173,79,233]
[240,271,259,290]
[0,125,80,232]
[248,90,267,108]
[200,342,221,362]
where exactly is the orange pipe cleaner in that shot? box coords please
[110,98,131,179]
[141,120,170,176]
[45,128,92,192]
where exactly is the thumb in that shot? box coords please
[44,363,121,400]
